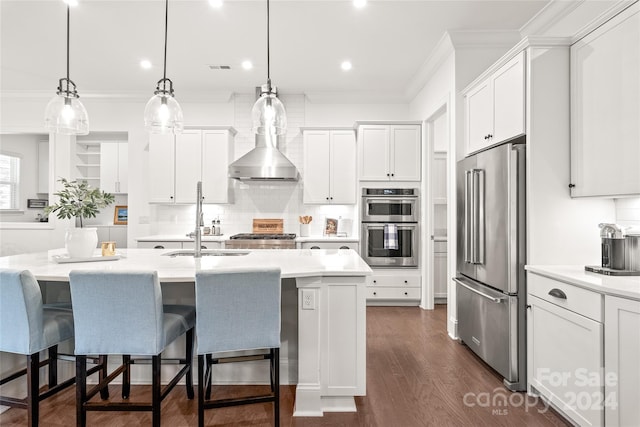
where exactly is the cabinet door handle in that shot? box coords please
[568,183,576,189]
[488,134,493,139]
[386,173,390,177]
[310,246,320,249]
[373,292,377,296]
[339,246,349,250]
[153,245,165,249]
[404,292,408,296]
[548,288,567,299]
[391,173,394,177]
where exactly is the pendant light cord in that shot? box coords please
[66,5,70,86]
[163,0,168,83]
[266,0,271,91]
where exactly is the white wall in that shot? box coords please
[616,197,640,229]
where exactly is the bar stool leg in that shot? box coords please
[198,355,205,427]
[27,353,39,427]
[185,329,194,399]
[76,355,87,427]
[48,344,58,387]
[122,355,131,399]
[205,354,213,400]
[99,355,109,400]
[152,355,161,427]
[274,348,280,427]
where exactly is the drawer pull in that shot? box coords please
[548,288,567,300]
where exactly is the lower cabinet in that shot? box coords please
[366,272,421,306]
[527,273,604,426]
[604,295,640,427]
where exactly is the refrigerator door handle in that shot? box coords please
[453,278,505,303]
[464,170,472,263]
[473,169,485,265]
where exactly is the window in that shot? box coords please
[0,153,21,210]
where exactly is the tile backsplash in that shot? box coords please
[616,197,640,230]
[150,93,358,238]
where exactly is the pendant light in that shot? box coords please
[251,0,287,136]
[144,0,183,134]
[44,3,89,135]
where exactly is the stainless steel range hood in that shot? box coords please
[229,133,299,181]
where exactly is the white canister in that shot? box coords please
[300,223,310,237]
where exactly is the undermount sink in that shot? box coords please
[163,250,249,257]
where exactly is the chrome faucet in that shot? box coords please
[194,181,203,258]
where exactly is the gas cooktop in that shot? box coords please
[229,233,297,240]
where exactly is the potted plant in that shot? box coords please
[45,178,115,258]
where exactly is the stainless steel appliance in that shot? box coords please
[362,188,419,223]
[454,137,526,391]
[360,188,419,268]
[225,233,297,249]
[584,224,640,276]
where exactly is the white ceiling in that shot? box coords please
[1,0,550,103]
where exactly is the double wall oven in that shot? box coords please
[360,188,419,267]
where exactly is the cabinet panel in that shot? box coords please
[137,241,182,249]
[390,125,421,181]
[369,275,420,288]
[330,131,356,203]
[175,130,202,204]
[570,3,640,197]
[529,295,603,427]
[366,287,420,300]
[359,126,389,181]
[303,131,331,203]
[117,143,128,193]
[202,130,233,203]
[434,252,447,299]
[492,52,525,143]
[605,295,640,427]
[100,142,128,194]
[302,242,358,252]
[37,140,49,194]
[528,273,602,322]
[466,80,493,154]
[148,134,176,203]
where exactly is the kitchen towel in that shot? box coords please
[383,224,399,250]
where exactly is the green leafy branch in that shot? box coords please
[44,178,115,228]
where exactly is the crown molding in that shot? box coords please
[571,0,638,43]
[519,0,586,37]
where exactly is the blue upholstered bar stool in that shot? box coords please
[68,270,195,427]
[0,268,75,427]
[195,268,281,427]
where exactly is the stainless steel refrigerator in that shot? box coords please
[454,136,526,391]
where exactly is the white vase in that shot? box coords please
[65,227,98,258]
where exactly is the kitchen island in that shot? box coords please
[0,248,372,417]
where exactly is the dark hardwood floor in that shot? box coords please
[1,306,569,426]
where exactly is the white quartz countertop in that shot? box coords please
[0,248,373,282]
[136,235,359,243]
[525,265,640,301]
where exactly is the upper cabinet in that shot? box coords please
[570,2,640,197]
[149,127,235,204]
[302,128,356,204]
[464,51,525,155]
[100,142,128,194]
[358,123,421,181]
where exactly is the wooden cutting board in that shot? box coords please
[252,219,284,234]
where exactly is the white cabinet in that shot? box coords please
[604,295,640,427]
[433,240,447,300]
[570,3,640,197]
[149,127,235,204]
[358,123,421,181]
[148,134,175,203]
[74,141,101,187]
[465,51,525,154]
[366,271,421,306]
[136,240,221,250]
[100,142,128,194]
[302,129,356,204]
[527,273,604,427]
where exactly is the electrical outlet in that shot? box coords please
[302,289,315,310]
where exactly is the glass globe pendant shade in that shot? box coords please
[251,92,287,136]
[44,94,89,135]
[144,93,184,134]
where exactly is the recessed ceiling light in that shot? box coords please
[64,0,79,6]
[140,59,152,70]
[341,61,353,71]
[209,0,223,8]
[353,0,367,8]
[241,60,253,70]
